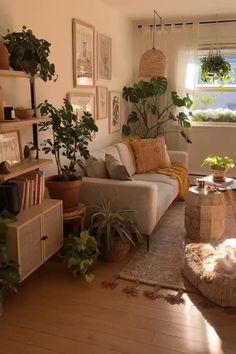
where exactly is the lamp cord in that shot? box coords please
[153,10,162,49]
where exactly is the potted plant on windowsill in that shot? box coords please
[64,230,99,283]
[89,197,143,262]
[0,211,19,316]
[3,26,57,82]
[38,99,98,211]
[202,155,234,182]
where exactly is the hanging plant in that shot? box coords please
[200,50,233,84]
[3,26,57,82]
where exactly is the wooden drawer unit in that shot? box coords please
[6,199,63,281]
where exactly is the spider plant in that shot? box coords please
[89,197,143,255]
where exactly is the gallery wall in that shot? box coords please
[0,0,133,175]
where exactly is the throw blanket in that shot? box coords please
[155,163,189,199]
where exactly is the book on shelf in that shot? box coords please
[9,170,45,210]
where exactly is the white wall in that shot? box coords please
[0,0,133,175]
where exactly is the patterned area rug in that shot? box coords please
[119,201,187,290]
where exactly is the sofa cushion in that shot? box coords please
[115,142,136,175]
[91,146,121,163]
[105,154,132,180]
[85,156,108,178]
[133,173,179,196]
[132,137,171,173]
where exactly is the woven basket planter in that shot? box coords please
[182,241,236,307]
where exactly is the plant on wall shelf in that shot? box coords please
[200,51,233,84]
[3,26,57,81]
[122,76,192,143]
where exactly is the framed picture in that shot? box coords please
[109,91,121,133]
[0,130,22,165]
[72,18,95,87]
[67,91,96,120]
[97,33,112,80]
[96,86,108,119]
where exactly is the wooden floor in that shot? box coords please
[0,256,236,354]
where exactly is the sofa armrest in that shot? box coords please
[168,150,188,168]
[79,177,158,235]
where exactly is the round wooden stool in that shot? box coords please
[63,203,86,235]
[185,186,226,243]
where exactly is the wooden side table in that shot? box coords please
[185,186,226,243]
[63,203,86,235]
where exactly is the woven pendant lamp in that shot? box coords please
[139,10,167,78]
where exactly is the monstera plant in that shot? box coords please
[122,77,192,142]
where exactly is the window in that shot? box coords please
[192,48,236,123]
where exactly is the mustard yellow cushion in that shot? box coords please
[132,137,171,173]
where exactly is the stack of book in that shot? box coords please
[9,170,45,210]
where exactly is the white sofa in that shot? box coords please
[79,142,188,248]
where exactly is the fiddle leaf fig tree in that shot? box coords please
[3,25,57,81]
[122,77,192,143]
[38,99,98,180]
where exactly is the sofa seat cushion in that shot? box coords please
[133,173,178,193]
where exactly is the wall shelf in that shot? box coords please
[0,117,51,131]
[0,69,31,78]
[0,159,53,182]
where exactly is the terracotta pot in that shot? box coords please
[0,41,9,70]
[105,239,131,262]
[212,168,226,183]
[46,175,82,212]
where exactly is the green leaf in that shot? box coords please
[122,124,131,136]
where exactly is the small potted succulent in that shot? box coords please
[201,51,233,84]
[202,155,234,182]
[24,141,39,160]
[90,197,143,262]
[39,99,98,211]
[64,230,99,283]
[3,26,57,81]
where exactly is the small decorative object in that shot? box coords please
[97,33,111,80]
[122,77,192,142]
[109,91,121,133]
[200,50,233,84]
[196,179,205,190]
[64,230,99,283]
[139,10,167,78]
[38,98,98,211]
[202,155,234,182]
[96,86,108,119]
[72,19,95,87]
[67,91,96,119]
[0,131,22,165]
[15,107,34,119]
[3,106,14,120]
[0,39,9,69]
[0,210,19,313]
[0,161,11,174]
[24,141,38,160]
[3,26,57,82]
[89,196,143,262]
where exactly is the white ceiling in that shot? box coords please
[102,0,236,22]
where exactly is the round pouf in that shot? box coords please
[185,187,226,243]
[182,240,236,307]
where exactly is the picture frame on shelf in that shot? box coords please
[109,91,121,133]
[72,18,95,87]
[67,91,96,120]
[97,33,112,80]
[0,130,22,165]
[96,86,108,119]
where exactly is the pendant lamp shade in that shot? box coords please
[139,48,167,78]
[139,10,167,78]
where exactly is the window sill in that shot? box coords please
[191,122,236,128]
